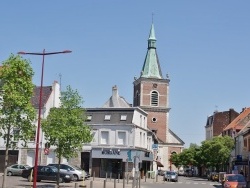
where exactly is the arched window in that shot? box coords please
[151,91,158,106]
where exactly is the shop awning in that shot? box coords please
[156,161,164,167]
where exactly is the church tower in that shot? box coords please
[133,23,170,143]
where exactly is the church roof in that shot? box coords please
[140,23,163,79]
[102,85,131,108]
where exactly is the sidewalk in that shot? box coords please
[83,176,161,188]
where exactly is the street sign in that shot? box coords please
[44,148,49,155]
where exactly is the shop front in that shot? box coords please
[91,148,153,179]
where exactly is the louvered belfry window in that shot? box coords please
[151,91,158,106]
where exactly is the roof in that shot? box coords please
[85,107,147,125]
[31,86,53,108]
[140,23,163,79]
[102,85,131,108]
[168,129,185,145]
[223,107,250,131]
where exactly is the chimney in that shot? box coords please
[112,85,118,98]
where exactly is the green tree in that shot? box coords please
[0,54,35,188]
[200,136,234,171]
[170,153,182,169]
[42,85,93,186]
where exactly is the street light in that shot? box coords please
[17,49,71,188]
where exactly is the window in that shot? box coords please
[248,138,250,152]
[104,115,111,121]
[151,91,158,106]
[101,131,109,145]
[244,138,247,148]
[120,115,127,121]
[13,128,20,141]
[92,130,98,143]
[86,115,92,121]
[29,130,36,142]
[117,132,126,145]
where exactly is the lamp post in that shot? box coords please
[17,49,71,188]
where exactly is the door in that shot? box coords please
[27,150,35,167]
[47,151,55,164]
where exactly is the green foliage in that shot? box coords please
[200,136,234,170]
[0,54,36,147]
[42,85,93,160]
[170,136,234,171]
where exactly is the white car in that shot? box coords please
[48,163,85,181]
[7,164,31,176]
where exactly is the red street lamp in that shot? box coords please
[17,49,72,188]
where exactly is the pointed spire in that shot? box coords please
[148,23,156,41]
[141,23,163,79]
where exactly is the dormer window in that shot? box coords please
[120,115,127,121]
[104,115,111,121]
[151,91,159,106]
[86,115,92,121]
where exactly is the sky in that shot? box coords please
[0,1,250,148]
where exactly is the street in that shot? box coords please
[141,176,222,188]
[0,175,222,188]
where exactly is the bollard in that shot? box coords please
[139,175,141,188]
[127,173,129,184]
[79,170,87,187]
[145,172,146,182]
[75,183,78,188]
[103,180,106,188]
[106,172,108,182]
[156,174,158,182]
[123,177,125,188]
[118,173,120,183]
[90,181,93,188]
[110,172,112,181]
[114,178,116,188]
[93,171,95,181]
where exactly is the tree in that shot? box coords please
[200,136,234,171]
[0,54,35,188]
[42,85,93,186]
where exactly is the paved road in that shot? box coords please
[0,175,222,188]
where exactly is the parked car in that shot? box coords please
[184,169,193,177]
[6,164,31,176]
[178,168,185,176]
[207,171,215,180]
[158,169,166,176]
[221,174,246,188]
[164,171,178,182]
[22,165,73,183]
[211,172,219,182]
[48,163,86,181]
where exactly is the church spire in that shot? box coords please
[141,23,163,79]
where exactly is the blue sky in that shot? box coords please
[0,1,250,147]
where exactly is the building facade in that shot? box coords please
[205,108,239,140]
[0,81,61,172]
